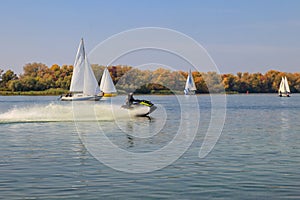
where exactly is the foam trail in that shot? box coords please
[0,103,134,123]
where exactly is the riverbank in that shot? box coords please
[1,89,297,96]
[0,89,178,96]
[0,88,68,96]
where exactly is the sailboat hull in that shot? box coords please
[279,94,290,97]
[103,93,117,97]
[184,90,196,95]
[60,93,102,101]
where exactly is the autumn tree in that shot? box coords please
[23,62,48,77]
[0,69,3,79]
[0,64,299,94]
[0,69,18,89]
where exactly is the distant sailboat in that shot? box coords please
[184,69,197,95]
[60,38,102,101]
[99,67,117,97]
[278,76,291,97]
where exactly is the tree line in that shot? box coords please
[0,62,299,94]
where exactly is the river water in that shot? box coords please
[0,94,299,199]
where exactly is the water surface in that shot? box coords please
[0,94,299,199]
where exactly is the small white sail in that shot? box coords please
[70,39,85,92]
[100,67,117,94]
[83,56,101,95]
[284,76,290,93]
[279,77,285,94]
[184,69,196,95]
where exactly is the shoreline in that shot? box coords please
[0,89,67,96]
[1,90,298,96]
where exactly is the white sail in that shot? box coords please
[184,69,196,95]
[70,39,85,92]
[284,76,290,93]
[100,67,117,93]
[83,56,101,95]
[279,77,286,94]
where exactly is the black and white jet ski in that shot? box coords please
[121,95,157,117]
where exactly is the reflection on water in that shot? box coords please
[126,134,134,148]
[125,117,152,148]
[280,99,291,130]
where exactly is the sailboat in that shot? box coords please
[184,69,197,95]
[99,67,117,97]
[278,76,291,97]
[60,39,102,101]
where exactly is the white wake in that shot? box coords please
[0,103,137,123]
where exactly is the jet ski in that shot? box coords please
[121,99,157,117]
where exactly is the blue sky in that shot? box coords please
[0,0,299,74]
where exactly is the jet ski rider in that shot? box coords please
[126,93,140,106]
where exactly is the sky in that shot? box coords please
[0,0,299,74]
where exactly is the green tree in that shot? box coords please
[0,69,18,88]
[202,71,224,93]
[8,79,23,92]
